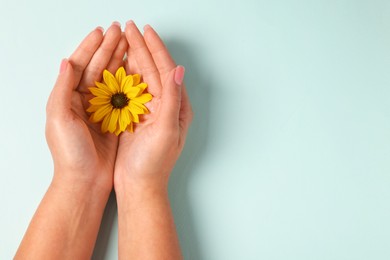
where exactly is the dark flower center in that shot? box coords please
[111,93,129,109]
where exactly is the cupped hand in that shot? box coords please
[114,21,193,189]
[46,23,128,190]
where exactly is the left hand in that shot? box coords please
[45,23,127,191]
[15,23,129,260]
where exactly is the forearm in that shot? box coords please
[15,174,111,259]
[116,179,182,260]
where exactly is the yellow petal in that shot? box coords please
[95,82,112,93]
[121,75,134,92]
[132,93,152,104]
[124,106,137,122]
[114,123,122,136]
[132,74,141,85]
[136,83,148,92]
[108,109,120,133]
[89,87,111,98]
[115,67,126,87]
[114,121,120,135]
[103,70,120,92]
[127,122,134,133]
[89,96,110,105]
[131,112,139,123]
[101,113,111,133]
[131,101,149,113]
[118,109,129,132]
[125,86,141,99]
[87,104,100,113]
[92,104,112,123]
[129,102,144,114]
[123,108,132,125]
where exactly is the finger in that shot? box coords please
[125,44,140,75]
[179,84,193,132]
[159,66,185,127]
[125,20,161,97]
[47,59,75,116]
[106,33,128,73]
[143,24,176,83]
[68,27,104,89]
[78,22,122,92]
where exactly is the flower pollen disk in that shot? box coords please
[111,93,129,109]
[87,66,152,135]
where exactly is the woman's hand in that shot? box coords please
[113,22,192,260]
[16,23,129,260]
[114,21,193,190]
[46,23,127,191]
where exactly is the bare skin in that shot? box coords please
[15,21,192,260]
[115,21,192,260]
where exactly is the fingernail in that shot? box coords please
[96,26,104,33]
[112,21,121,28]
[59,59,68,74]
[143,24,152,31]
[174,65,185,85]
[126,20,134,26]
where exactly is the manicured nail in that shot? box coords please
[126,20,134,26]
[174,65,185,85]
[59,59,68,74]
[143,24,152,31]
[112,21,121,28]
[96,26,104,33]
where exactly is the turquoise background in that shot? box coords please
[1,0,390,259]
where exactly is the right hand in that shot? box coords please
[114,21,193,191]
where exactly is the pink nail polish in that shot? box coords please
[174,66,185,85]
[59,59,68,74]
[96,26,104,33]
[112,21,121,28]
[144,24,152,31]
[126,20,134,26]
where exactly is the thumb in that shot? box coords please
[47,59,75,115]
[159,65,185,127]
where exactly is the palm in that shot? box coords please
[71,90,118,175]
[114,22,192,181]
[116,98,169,175]
[46,25,127,188]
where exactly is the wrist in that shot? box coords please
[52,170,113,200]
[54,161,113,187]
[115,176,168,196]
[114,167,169,193]
[115,174,169,206]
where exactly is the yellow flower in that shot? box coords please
[87,67,152,135]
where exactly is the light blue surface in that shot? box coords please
[1,0,389,259]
